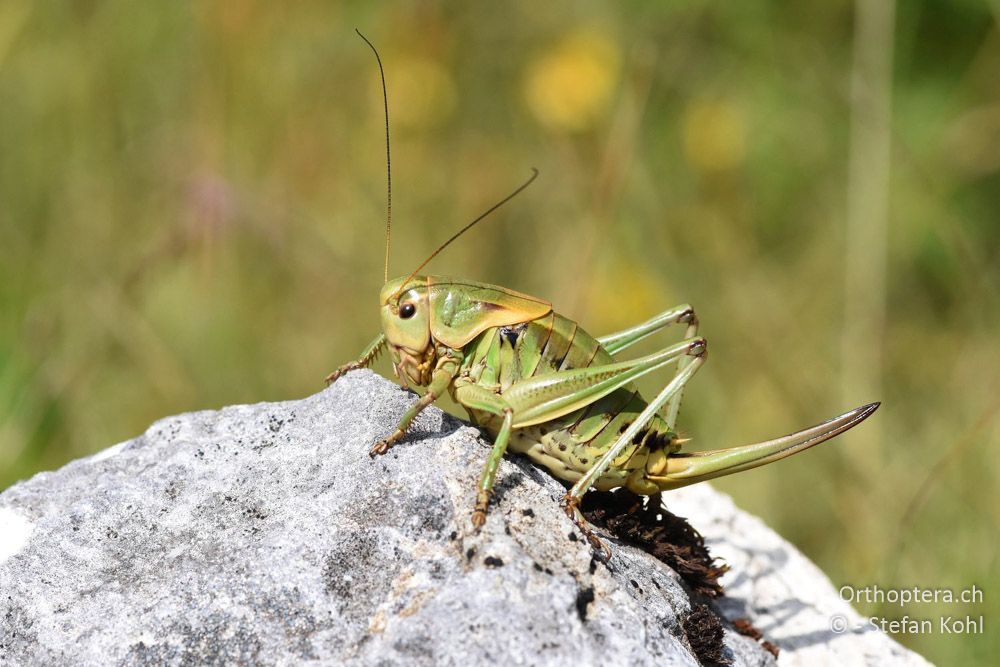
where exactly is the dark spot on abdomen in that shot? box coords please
[499,324,525,347]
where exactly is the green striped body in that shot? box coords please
[455,312,680,492]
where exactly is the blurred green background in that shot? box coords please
[1,1,997,662]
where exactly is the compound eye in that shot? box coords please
[399,302,416,319]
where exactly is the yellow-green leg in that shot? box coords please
[501,338,700,427]
[598,304,695,355]
[597,304,700,430]
[453,383,514,527]
[563,338,708,554]
[369,362,457,456]
[453,337,705,530]
[325,334,387,385]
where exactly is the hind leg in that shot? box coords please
[455,338,704,529]
[597,305,700,430]
[562,339,708,554]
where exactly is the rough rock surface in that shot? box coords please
[0,370,928,666]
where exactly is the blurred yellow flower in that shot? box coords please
[682,98,747,173]
[523,28,621,132]
[381,56,457,130]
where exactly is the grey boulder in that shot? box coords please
[0,370,927,666]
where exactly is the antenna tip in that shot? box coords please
[355,28,374,46]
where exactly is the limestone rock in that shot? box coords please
[0,370,928,666]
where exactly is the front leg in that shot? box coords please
[325,334,386,385]
[370,358,458,456]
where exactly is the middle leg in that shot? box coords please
[453,382,515,528]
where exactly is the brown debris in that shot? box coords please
[733,615,780,658]
[732,617,763,640]
[580,489,728,598]
[682,603,731,665]
[581,489,781,660]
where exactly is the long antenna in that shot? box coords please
[356,29,392,283]
[391,168,539,301]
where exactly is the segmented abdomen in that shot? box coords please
[460,312,675,489]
